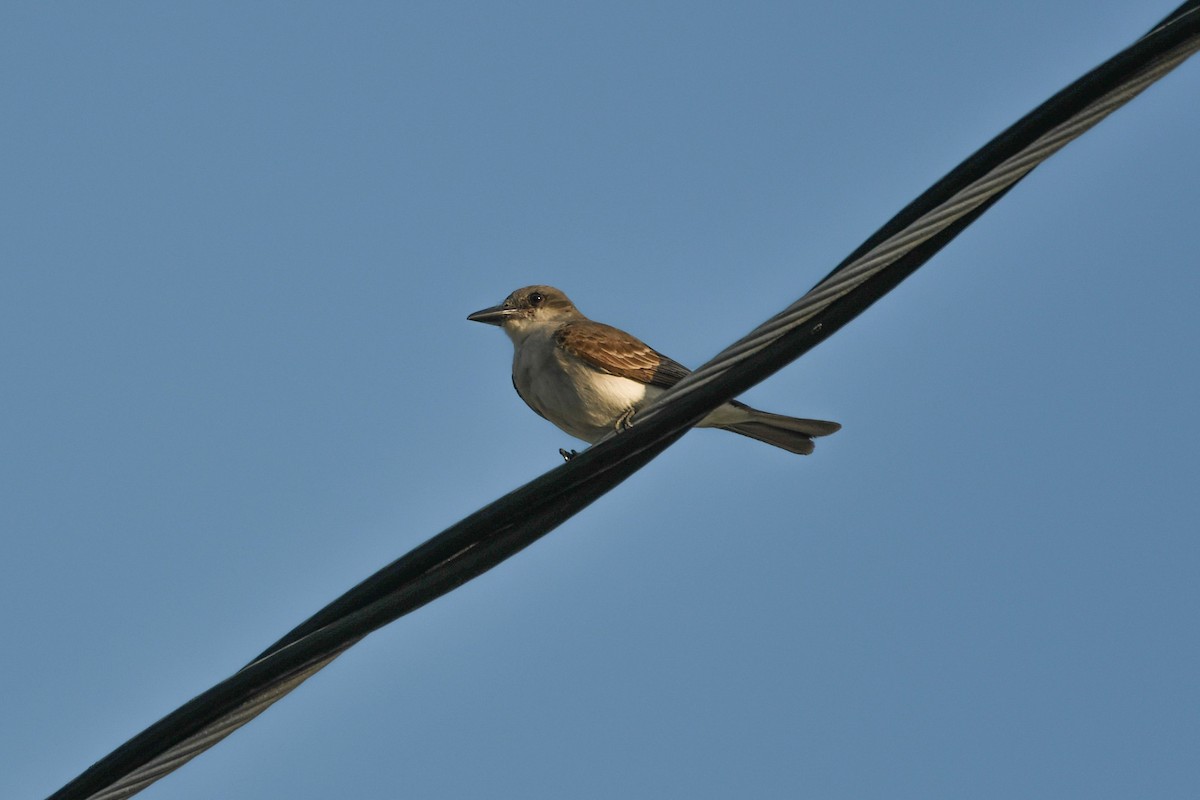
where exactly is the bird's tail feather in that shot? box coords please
[710,405,841,455]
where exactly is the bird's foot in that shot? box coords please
[614,407,637,432]
[559,448,579,462]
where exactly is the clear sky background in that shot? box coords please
[4,2,1198,799]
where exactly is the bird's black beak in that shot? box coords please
[467,304,516,326]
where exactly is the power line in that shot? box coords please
[47,4,1200,799]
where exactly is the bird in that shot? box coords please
[468,285,840,458]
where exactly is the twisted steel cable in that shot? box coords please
[47,6,1200,799]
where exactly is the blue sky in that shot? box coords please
[4,2,1198,799]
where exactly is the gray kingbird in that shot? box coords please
[468,285,840,457]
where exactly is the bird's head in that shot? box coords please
[468,285,581,338]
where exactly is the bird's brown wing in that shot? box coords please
[555,320,691,389]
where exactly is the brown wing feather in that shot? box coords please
[555,321,691,388]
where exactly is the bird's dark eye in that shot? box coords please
[528,292,545,307]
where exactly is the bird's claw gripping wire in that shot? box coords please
[559,448,579,462]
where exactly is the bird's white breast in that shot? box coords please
[509,326,657,443]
